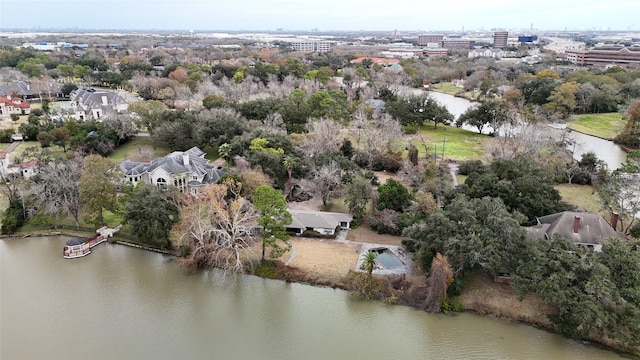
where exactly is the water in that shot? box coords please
[565,129,627,170]
[373,248,404,269]
[425,90,627,169]
[1,237,626,360]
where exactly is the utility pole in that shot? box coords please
[442,137,446,161]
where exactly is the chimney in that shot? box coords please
[611,212,619,231]
[182,152,189,166]
[573,216,581,234]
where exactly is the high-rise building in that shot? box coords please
[493,31,508,48]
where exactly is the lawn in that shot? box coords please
[411,124,490,161]
[10,141,65,162]
[431,82,463,95]
[567,113,625,140]
[555,183,604,215]
[108,138,170,162]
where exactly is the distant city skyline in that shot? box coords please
[1,0,638,32]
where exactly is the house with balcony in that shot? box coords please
[119,146,225,194]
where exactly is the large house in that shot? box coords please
[119,146,225,194]
[0,81,63,101]
[285,209,353,236]
[526,211,624,251]
[68,88,128,120]
[0,96,30,119]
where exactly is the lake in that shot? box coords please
[0,236,625,360]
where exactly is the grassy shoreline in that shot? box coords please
[567,113,625,140]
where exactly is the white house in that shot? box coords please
[285,209,353,236]
[119,146,225,193]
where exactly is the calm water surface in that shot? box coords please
[1,237,626,360]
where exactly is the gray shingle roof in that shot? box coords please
[119,146,225,185]
[286,209,353,230]
[526,211,623,245]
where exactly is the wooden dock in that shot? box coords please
[63,225,122,259]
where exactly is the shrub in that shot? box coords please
[0,129,14,143]
[368,209,401,235]
[447,277,465,297]
[1,200,25,234]
[372,154,402,172]
[441,298,464,314]
[458,159,487,175]
[402,126,418,135]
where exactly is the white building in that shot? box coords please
[119,147,225,194]
[290,41,331,53]
[68,88,128,120]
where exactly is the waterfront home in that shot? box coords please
[119,146,225,194]
[526,211,624,251]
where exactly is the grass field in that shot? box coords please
[567,113,625,140]
[431,82,463,95]
[108,138,170,162]
[411,124,490,161]
[430,83,480,100]
[555,183,604,215]
[10,141,65,162]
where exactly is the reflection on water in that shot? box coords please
[0,237,625,360]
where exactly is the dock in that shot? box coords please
[63,225,123,259]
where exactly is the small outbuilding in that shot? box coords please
[286,209,353,236]
[63,237,89,258]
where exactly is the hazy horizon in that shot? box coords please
[1,0,638,32]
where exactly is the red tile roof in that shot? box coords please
[0,96,30,109]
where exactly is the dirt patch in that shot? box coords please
[286,196,323,211]
[456,273,554,328]
[269,237,362,285]
[373,171,399,184]
[347,221,402,246]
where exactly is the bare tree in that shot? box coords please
[424,253,454,313]
[103,115,136,147]
[30,155,83,229]
[172,180,258,273]
[312,161,342,208]
[300,118,343,158]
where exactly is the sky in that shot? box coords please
[1,0,638,32]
